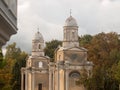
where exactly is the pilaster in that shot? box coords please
[32,71,35,90]
[21,70,24,90]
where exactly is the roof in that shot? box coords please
[33,31,44,42]
[56,46,87,52]
[64,16,78,27]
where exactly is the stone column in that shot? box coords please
[49,69,52,90]
[53,71,54,90]
[65,70,69,90]
[25,71,28,90]
[65,61,69,90]
[57,65,60,90]
[32,72,35,90]
[21,70,24,90]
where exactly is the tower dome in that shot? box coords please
[63,15,79,48]
[33,31,44,42]
[64,16,78,27]
[32,31,44,56]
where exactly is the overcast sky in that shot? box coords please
[4,0,120,53]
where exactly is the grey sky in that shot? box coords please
[5,0,120,53]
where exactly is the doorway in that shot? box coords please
[38,83,42,90]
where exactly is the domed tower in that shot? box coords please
[54,15,93,90]
[63,15,79,48]
[32,31,44,56]
[21,31,50,90]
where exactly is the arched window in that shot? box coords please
[39,62,43,68]
[72,31,75,39]
[38,44,41,49]
[59,55,61,60]
[64,30,66,40]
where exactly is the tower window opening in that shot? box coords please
[38,44,41,49]
[72,32,75,39]
[29,61,31,66]
[59,55,61,60]
[64,31,66,40]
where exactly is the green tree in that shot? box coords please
[80,32,120,90]
[114,61,120,88]
[0,58,14,90]
[79,34,92,47]
[11,51,27,90]
[44,40,62,61]
[0,43,28,90]
[5,42,21,60]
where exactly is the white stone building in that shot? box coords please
[21,15,93,90]
[0,0,17,47]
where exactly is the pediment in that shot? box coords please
[66,47,87,52]
[56,46,87,52]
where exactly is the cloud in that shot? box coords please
[5,0,120,53]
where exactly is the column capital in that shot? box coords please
[21,68,26,74]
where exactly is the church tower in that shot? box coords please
[63,15,79,48]
[54,15,93,90]
[21,14,93,90]
[32,31,44,56]
[21,31,50,90]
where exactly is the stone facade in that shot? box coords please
[21,31,50,90]
[0,0,17,47]
[21,15,93,90]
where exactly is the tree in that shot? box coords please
[80,32,120,90]
[0,43,28,90]
[5,42,21,60]
[44,40,62,61]
[79,34,92,47]
[0,58,14,90]
[11,51,27,90]
[114,61,120,86]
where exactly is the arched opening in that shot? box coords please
[72,31,75,39]
[38,44,41,49]
[38,83,42,90]
[59,55,61,60]
[69,71,80,79]
[38,62,43,68]
[69,71,82,90]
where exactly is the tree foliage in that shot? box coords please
[0,43,28,90]
[114,61,120,83]
[79,34,92,47]
[11,51,27,90]
[80,32,120,90]
[44,40,62,61]
[5,42,21,60]
[0,32,120,90]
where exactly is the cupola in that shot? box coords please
[64,16,78,27]
[63,15,79,48]
[32,31,44,56]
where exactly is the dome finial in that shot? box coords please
[70,9,72,16]
[64,11,78,27]
[37,26,40,33]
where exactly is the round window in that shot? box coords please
[69,71,80,79]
